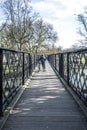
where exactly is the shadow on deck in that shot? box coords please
[1,61,87,130]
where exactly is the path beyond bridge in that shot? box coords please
[2,61,87,130]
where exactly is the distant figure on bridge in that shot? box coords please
[39,55,46,71]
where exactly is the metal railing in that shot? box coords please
[0,48,38,116]
[48,48,87,105]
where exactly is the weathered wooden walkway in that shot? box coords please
[2,61,87,130]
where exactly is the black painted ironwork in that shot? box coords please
[0,48,37,117]
[24,53,30,82]
[48,48,87,105]
[0,49,3,116]
[55,54,59,72]
[69,50,87,102]
[3,50,23,110]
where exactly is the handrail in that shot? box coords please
[0,47,38,116]
[48,48,87,106]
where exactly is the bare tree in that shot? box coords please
[0,0,58,52]
[0,0,37,50]
[77,8,87,47]
[32,19,58,53]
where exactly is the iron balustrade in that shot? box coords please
[48,48,87,105]
[0,48,37,117]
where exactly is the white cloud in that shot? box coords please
[31,0,86,17]
[31,0,87,48]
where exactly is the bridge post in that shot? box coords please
[29,54,32,75]
[55,54,56,69]
[0,49,3,116]
[34,55,36,69]
[67,52,70,85]
[59,53,64,77]
[22,52,25,85]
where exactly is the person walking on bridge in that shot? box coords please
[39,55,46,71]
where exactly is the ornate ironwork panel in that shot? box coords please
[31,54,35,71]
[0,47,37,116]
[51,54,54,68]
[69,51,87,101]
[55,54,59,72]
[48,49,87,105]
[3,50,23,110]
[63,53,68,81]
[31,54,38,72]
[24,53,29,81]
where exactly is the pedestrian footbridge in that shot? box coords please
[1,60,87,130]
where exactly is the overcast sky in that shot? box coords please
[31,0,87,48]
